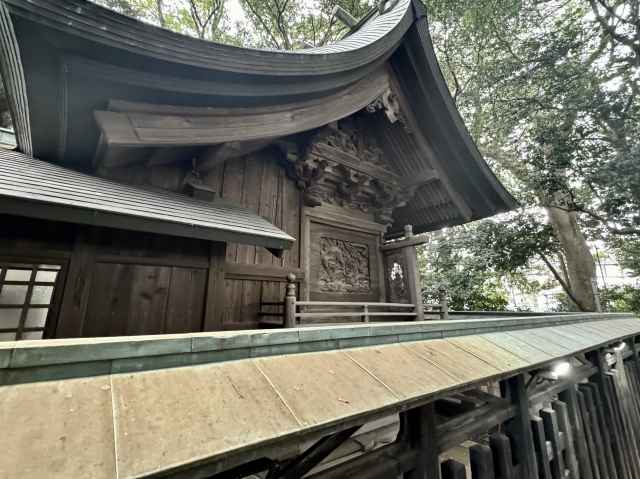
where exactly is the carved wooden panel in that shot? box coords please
[384,251,411,303]
[309,221,381,301]
[319,237,370,293]
[283,116,416,227]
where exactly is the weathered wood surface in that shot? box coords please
[1,320,639,478]
[0,149,295,251]
[94,71,389,148]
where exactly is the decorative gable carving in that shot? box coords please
[366,88,409,131]
[281,118,416,227]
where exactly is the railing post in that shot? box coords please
[363,304,369,323]
[284,273,297,328]
[438,286,449,320]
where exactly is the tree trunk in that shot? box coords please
[546,206,599,311]
[156,0,165,27]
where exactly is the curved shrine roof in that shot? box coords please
[0,0,517,235]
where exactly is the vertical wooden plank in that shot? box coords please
[282,163,302,269]
[587,349,632,479]
[505,375,537,479]
[552,401,579,479]
[541,409,566,479]
[203,242,226,331]
[531,416,553,479]
[441,460,466,479]
[603,370,639,479]
[255,157,279,266]
[56,228,96,337]
[559,386,594,479]
[126,265,172,335]
[577,389,603,479]
[582,383,618,479]
[165,267,207,333]
[608,367,640,479]
[489,433,514,479]
[578,386,611,479]
[402,403,440,479]
[470,444,494,479]
[615,351,640,448]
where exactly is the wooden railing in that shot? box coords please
[258,274,450,327]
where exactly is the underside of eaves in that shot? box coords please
[0,0,517,236]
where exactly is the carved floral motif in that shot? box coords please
[319,237,370,292]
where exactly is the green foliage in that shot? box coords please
[599,285,640,313]
[611,237,640,277]
[94,0,372,47]
[425,0,640,305]
[417,216,550,311]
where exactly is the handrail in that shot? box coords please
[279,274,448,327]
[295,311,418,319]
[296,301,415,308]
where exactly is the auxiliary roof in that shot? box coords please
[0,0,517,235]
[0,148,295,252]
[0,314,638,477]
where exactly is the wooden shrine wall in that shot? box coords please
[202,149,302,329]
[0,148,301,335]
[0,119,410,335]
[0,214,214,337]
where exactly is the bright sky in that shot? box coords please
[227,0,245,25]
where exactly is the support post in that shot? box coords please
[284,273,297,328]
[505,375,537,479]
[438,286,449,320]
[401,402,440,479]
[363,304,369,323]
[402,225,424,321]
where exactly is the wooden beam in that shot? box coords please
[400,170,438,189]
[272,426,360,479]
[198,139,275,172]
[224,262,305,282]
[94,70,390,148]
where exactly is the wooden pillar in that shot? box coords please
[284,273,297,328]
[402,225,424,321]
[402,402,440,479]
[203,241,226,331]
[438,286,449,320]
[505,375,537,479]
[56,227,97,337]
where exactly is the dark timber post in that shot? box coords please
[284,273,297,328]
[402,402,440,479]
[402,225,425,321]
[506,375,537,479]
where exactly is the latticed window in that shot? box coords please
[0,262,62,341]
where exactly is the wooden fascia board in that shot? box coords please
[0,0,32,155]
